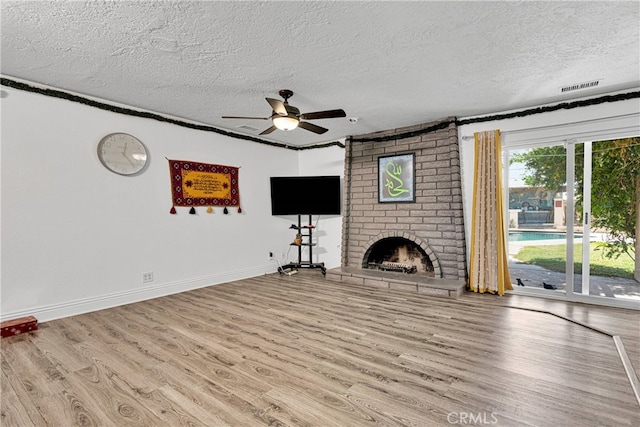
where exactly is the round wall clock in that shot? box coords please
[97,133,148,176]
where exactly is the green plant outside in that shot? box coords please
[515,243,635,279]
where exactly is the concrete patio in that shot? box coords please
[508,236,640,301]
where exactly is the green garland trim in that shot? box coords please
[350,119,455,143]
[350,91,640,143]
[0,77,345,151]
[456,91,640,125]
[4,76,636,146]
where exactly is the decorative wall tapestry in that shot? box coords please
[168,159,241,214]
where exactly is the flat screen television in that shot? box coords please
[270,175,341,215]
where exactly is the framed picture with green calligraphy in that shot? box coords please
[378,153,415,203]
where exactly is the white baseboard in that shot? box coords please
[1,264,277,323]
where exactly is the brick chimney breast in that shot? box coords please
[341,118,467,280]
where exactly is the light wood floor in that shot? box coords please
[2,271,639,426]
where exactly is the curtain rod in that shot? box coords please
[460,112,640,141]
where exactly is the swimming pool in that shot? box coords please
[508,231,582,242]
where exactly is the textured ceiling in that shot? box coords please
[2,1,639,146]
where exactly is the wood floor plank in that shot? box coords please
[27,323,93,375]
[0,371,44,427]
[1,271,638,426]
[264,385,379,427]
[1,335,66,400]
[345,382,457,427]
[62,363,164,426]
[154,383,245,426]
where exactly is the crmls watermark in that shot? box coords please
[447,412,499,425]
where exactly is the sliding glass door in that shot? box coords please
[506,145,568,297]
[507,137,639,309]
[568,138,640,305]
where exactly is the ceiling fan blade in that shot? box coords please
[298,121,328,134]
[299,109,346,120]
[221,116,269,120]
[266,98,288,116]
[259,125,278,135]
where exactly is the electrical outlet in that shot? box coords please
[142,272,154,283]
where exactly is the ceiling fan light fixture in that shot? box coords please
[223,89,342,135]
[272,115,299,131]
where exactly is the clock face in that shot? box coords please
[97,133,148,176]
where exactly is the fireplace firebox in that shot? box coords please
[364,237,434,276]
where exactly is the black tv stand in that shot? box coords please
[280,215,326,276]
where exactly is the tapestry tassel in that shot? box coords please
[170,206,177,214]
[189,207,196,215]
[223,207,229,214]
[237,206,242,213]
[207,206,213,214]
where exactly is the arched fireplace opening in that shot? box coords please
[363,237,434,276]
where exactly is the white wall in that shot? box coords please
[0,86,344,322]
[297,144,345,269]
[458,91,640,263]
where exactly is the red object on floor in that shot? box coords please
[1,316,38,338]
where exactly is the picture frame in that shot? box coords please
[378,153,415,203]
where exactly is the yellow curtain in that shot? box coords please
[469,130,513,295]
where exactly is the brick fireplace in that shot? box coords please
[326,118,467,297]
